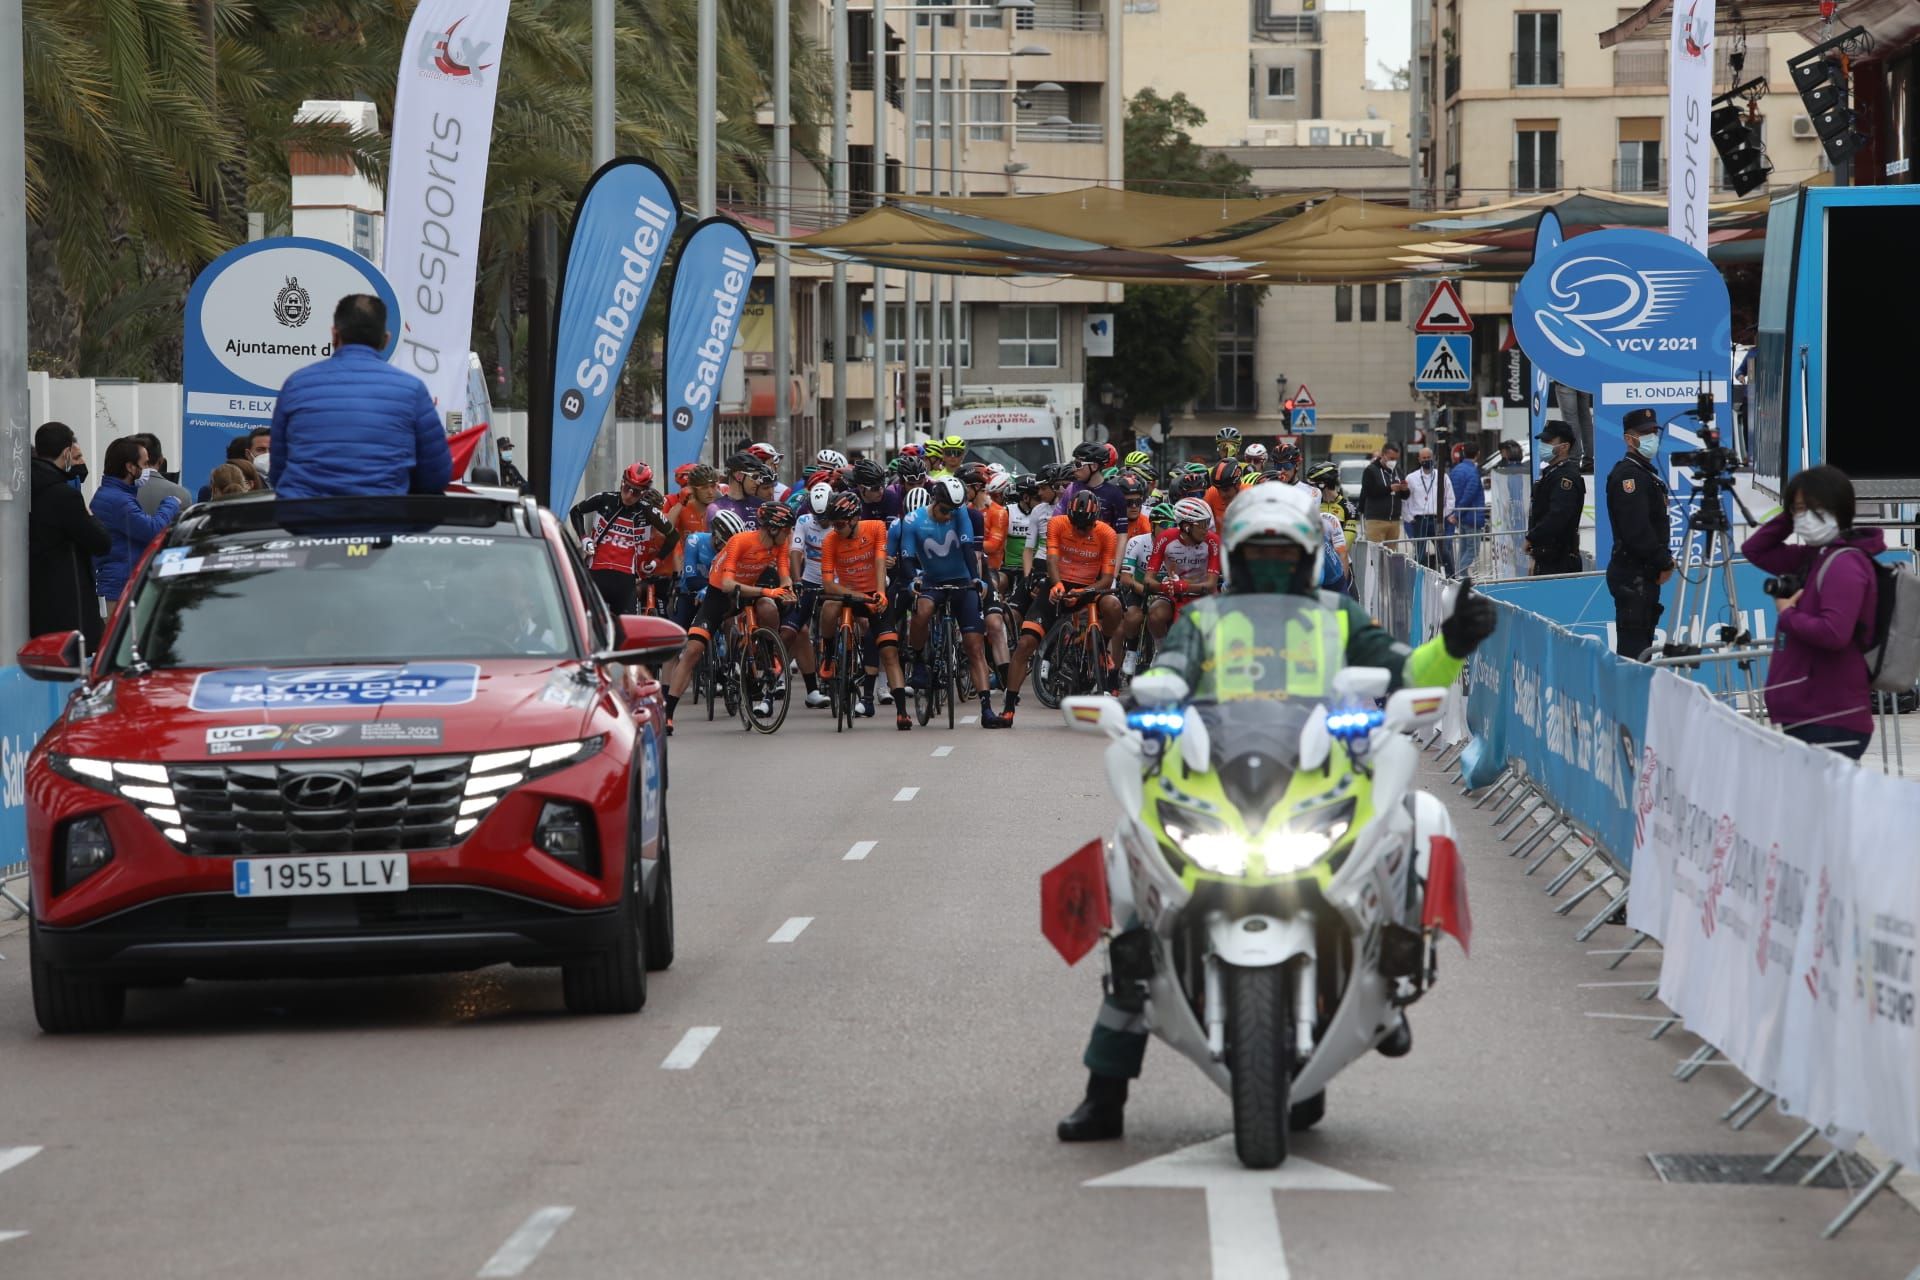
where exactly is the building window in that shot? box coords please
[1514,12,1561,87]
[970,79,1007,141]
[885,303,973,368]
[1360,284,1378,322]
[1200,287,1257,413]
[1385,282,1403,322]
[998,304,1059,368]
[1309,125,1331,145]
[1334,285,1353,322]
[1265,66,1296,99]
[351,210,378,262]
[1514,121,1559,192]
[1616,118,1662,192]
[914,79,934,141]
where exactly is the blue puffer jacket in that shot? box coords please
[91,476,178,601]
[268,344,453,499]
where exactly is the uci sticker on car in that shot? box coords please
[204,720,447,754]
[189,665,481,713]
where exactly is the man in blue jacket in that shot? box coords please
[91,435,180,616]
[268,294,452,499]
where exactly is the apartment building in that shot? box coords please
[1416,0,1825,212]
[1123,1,1418,457]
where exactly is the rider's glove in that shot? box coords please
[1050,582,1067,602]
[1440,587,1497,659]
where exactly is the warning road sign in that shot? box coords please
[1414,280,1473,333]
[1291,384,1316,408]
[1414,334,1473,391]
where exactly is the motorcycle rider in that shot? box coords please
[1057,483,1498,1142]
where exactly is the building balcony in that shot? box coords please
[1016,121,1105,143]
[1444,163,1461,202]
[1016,3,1105,32]
[1613,44,1665,86]
[1509,159,1564,195]
[1442,54,1460,99]
[1612,159,1664,194]
[1511,51,1561,88]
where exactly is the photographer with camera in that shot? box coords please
[1742,466,1885,759]
[1604,409,1675,659]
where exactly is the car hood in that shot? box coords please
[49,660,605,762]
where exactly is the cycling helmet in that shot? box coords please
[900,442,924,458]
[929,476,967,508]
[1071,441,1109,468]
[1117,472,1149,501]
[986,472,1014,498]
[850,458,888,489]
[1014,474,1040,499]
[987,462,1010,478]
[1148,501,1178,528]
[758,500,796,530]
[956,462,991,489]
[673,462,698,487]
[1306,461,1340,488]
[1172,496,1213,528]
[686,464,720,488]
[892,453,927,481]
[826,491,863,523]
[726,452,760,477]
[622,462,654,490]
[1124,450,1153,469]
[815,448,849,471]
[1211,460,1241,491]
[1215,426,1242,443]
[1175,469,1209,498]
[1242,443,1269,465]
[746,441,783,466]
[805,468,839,492]
[941,434,967,456]
[1241,470,1267,489]
[1222,484,1321,596]
[1066,490,1101,531]
[903,486,933,512]
[709,508,746,545]
[806,482,835,516]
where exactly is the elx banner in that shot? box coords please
[1512,220,1731,563]
[664,217,759,479]
[548,158,681,507]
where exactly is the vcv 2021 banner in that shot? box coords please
[664,217,759,480]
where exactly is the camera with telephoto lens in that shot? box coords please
[1762,573,1804,599]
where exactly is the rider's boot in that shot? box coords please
[1057,1071,1128,1142]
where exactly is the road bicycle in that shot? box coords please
[822,594,876,733]
[914,584,975,730]
[1034,589,1113,710]
[731,601,790,734]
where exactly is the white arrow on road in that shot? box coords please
[1085,1136,1387,1280]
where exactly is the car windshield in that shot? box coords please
[111,530,576,670]
[964,437,1057,475]
[1149,594,1345,706]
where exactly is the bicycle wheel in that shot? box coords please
[744,627,790,733]
[943,622,961,729]
[833,628,855,732]
[914,623,937,726]
[1033,620,1072,710]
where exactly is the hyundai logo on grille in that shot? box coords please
[282,772,357,809]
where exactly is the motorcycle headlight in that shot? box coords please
[1257,798,1359,874]
[1159,804,1246,876]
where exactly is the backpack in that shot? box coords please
[1819,547,1920,693]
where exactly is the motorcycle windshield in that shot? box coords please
[1153,594,1346,706]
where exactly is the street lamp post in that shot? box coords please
[772,0,792,465]
[830,0,849,439]
[0,0,28,654]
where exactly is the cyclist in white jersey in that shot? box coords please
[1143,496,1222,645]
[783,481,834,708]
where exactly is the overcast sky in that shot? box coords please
[1334,0,1413,89]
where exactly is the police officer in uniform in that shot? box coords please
[1605,408,1675,659]
[1526,422,1584,575]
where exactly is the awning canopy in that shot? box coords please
[788,187,1777,285]
[1600,0,1920,50]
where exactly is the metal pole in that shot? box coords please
[698,0,717,218]
[830,0,849,439]
[588,0,618,496]
[0,0,27,655]
[947,47,962,407]
[906,12,920,445]
[772,0,792,464]
[872,0,889,455]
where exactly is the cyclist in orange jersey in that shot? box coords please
[984,490,1119,728]
[818,492,898,719]
[663,501,796,722]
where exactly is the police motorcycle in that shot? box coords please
[1059,594,1469,1169]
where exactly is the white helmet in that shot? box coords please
[903,486,933,512]
[815,449,849,471]
[807,482,835,516]
[930,476,967,508]
[987,461,1010,478]
[986,472,1014,497]
[1222,483,1321,592]
[1172,496,1213,527]
[1243,442,1269,464]
[709,508,746,544]
[747,441,783,466]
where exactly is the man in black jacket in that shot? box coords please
[1526,423,1585,575]
[1605,408,1675,658]
[1359,444,1405,546]
[28,422,111,647]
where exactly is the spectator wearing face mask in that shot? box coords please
[1402,448,1453,573]
[91,435,181,614]
[496,436,527,492]
[1742,465,1886,760]
[28,421,111,645]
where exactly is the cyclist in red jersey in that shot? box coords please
[568,462,678,615]
[1144,495,1222,645]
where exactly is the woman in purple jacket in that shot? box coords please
[1742,466,1884,759]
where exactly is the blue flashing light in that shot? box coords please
[1126,710,1187,736]
[1325,708,1385,741]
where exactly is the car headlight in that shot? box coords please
[1159,804,1247,876]
[48,756,188,846]
[454,736,605,837]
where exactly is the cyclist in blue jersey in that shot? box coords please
[898,476,997,725]
[880,487,931,727]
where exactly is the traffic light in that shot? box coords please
[1789,31,1869,167]
[1281,398,1295,430]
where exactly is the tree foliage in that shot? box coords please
[1088,90,1258,428]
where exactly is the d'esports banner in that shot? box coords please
[548,158,681,506]
[664,217,759,480]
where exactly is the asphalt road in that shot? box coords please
[1,698,1915,1279]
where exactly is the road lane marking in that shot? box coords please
[662,1026,721,1070]
[843,840,877,861]
[477,1206,574,1278]
[768,917,813,943]
[961,714,977,724]
[932,746,953,757]
[0,1149,41,1178]
[0,1232,25,1244]
[894,787,918,802]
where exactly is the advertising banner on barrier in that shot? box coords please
[181,238,402,493]
[547,158,681,506]
[1,668,71,879]
[384,0,510,425]
[1630,671,1920,1168]
[664,217,760,479]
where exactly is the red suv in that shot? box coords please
[16,490,684,1032]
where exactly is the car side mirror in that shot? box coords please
[1384,687,1449,733]
[17,630,86,682]
[595,615,688,667]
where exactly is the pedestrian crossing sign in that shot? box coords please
[1414,334,1472,391]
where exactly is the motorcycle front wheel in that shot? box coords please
[1227,965,1293,1169]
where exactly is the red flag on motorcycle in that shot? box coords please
[1422,834,1472,955]
[1041,838,1111,966]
